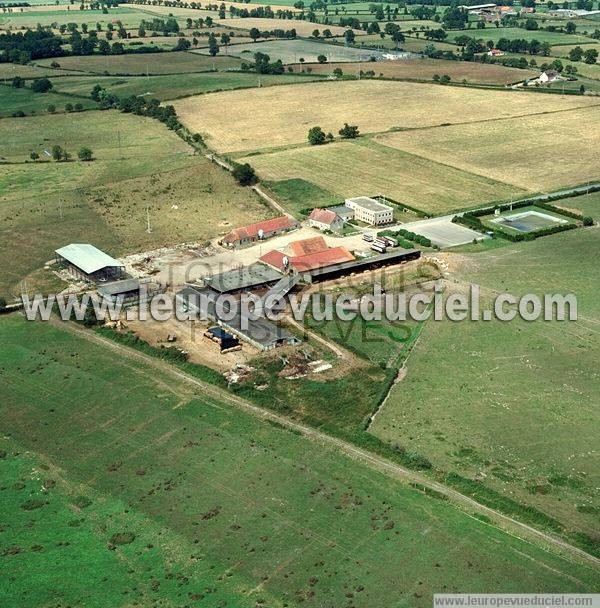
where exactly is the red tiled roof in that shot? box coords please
[258,249,287,270]
[309,208,339,226]
[290,247,355,272]
[289,236,328,257]
[223,216,296,243]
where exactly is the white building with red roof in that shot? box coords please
[220,215,299,248]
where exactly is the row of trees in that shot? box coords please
[308,122,359,145]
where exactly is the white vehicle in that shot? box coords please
[371,244,387,253]
[362,233,374,242]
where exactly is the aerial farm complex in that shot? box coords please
[1,0,599,605]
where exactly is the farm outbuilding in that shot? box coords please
[96,278,141,305]
[220,216,299,248]
[55,244,124,283]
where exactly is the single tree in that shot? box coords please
[249,27,260,42]
[30,151,40,161]
[78,147,93,161]
[232,163,257,185]
[317,54,327,63]
[338,122,359,139]
[208,33,219,56]
[308,126,326,145]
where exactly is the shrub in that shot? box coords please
[232,162,257,186]
[582,216,594,226]
[31,78,53,93]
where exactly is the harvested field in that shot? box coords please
[301,58,536,84]
[240,139,525,215]
[375,104,600,192]
[35,51,242,75]
[216,16,350,36]
[173,79,600,153]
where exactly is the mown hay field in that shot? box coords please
[173,79,600,153]
[239,139,527,214]
[302,58,537,85]
[35,51,242,75]
[215,16,350,36]
[375,105,600,192]
[370,227,600,537]
[0,315,597,608]
[0,111,270,295]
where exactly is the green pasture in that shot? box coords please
[35,51,242,74]
[0,110,270,296]
[0,7,153,29]
[0,315,597,608]
[263,178,340,216]
[50,71,323,101]
[0,83,97,117]
[370,227,600,537]
[448,26,590,45]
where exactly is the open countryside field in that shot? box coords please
[227,38,384,64]
[551,42,600,58]
[303,58,536,84]
[0,7,151,29]
[173,79,600,153]
[370,227,600,538]
[375,104,600,192]
[240,139,525,215]
[447,26,590,45]
[0,315,597,608]
[215,16,350,37]
[0,111,270,295]
[0,84,98,117]
[35,51,242,74]
[0,63,70,79]
[50,72,323,101]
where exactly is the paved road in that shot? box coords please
[51,318,600,569]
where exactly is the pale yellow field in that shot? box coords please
[375,105,600,192]
[141,2,296,17]
[173,80,600,153]
[239,139,526,214]
[214,17,350,36]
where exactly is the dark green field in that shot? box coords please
[0,83,98,117]
[0,315,597,608]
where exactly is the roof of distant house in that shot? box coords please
[309,208,340,226]
[55,244,122,275]
[222,216,296,243]
[542,69,559,78]
[289,236,328,257]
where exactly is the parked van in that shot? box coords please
[362,233,374,242]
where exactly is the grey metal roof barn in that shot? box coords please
[204,264,282,294]
[55,244,123,276]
